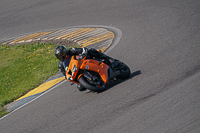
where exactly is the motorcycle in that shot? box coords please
[63,50,131,92]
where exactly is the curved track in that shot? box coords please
[0,0,200,132]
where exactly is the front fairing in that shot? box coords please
[63,56,72,71]
[65,56,83,83]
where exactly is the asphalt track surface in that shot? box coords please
[0,0,200,133]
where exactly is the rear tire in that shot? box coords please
[79,76,106,92]
[118,63,131,79]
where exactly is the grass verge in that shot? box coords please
[0,43,78,117]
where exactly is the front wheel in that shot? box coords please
[79,76,106,92]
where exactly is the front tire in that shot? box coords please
[79,76,106,92]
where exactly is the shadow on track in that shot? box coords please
[86,70,142,94]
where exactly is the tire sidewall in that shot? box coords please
[118,64,131,79]
[79,76,106,92]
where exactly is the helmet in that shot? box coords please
[54,45,68,61]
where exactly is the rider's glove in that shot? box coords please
[82,47,88,55]
[79,48,88,60]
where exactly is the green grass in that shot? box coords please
[0,43,77,117]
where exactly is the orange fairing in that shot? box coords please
[66,56,83,83]
[65,55,109,84]
[80,59,109,84]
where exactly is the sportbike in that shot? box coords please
[63,50,130,92]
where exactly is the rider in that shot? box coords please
[54,45,116,90]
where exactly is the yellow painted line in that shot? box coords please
[64,28,99,40]
[80,32,115,47]
[79,31,114,44]
[9,33,38,44]
[15,76,65,101]
[55,28,85,39]
[9,31,53,44]
[100,46,109,52]
[55,28,98,39]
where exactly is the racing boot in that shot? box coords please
[77,84,86,91]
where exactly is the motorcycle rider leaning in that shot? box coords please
[54,45,116,91]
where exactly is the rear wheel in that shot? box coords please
[79,76,106,92]
[118,63,131,79]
